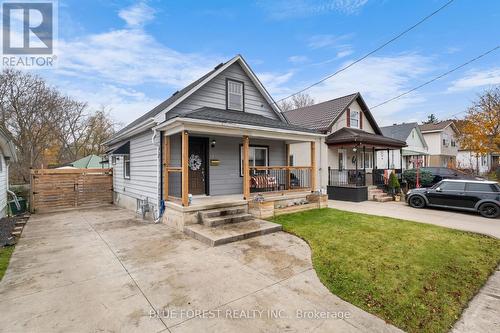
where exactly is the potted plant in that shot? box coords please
[388,172,401,201]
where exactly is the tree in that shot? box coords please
[279,92,315,112]
[0,69,117,183]
[423,114,439,124]
[457,87,500,160]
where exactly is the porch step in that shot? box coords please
[203,212,254,227]
[374,196,393,202]
[184,219,282,247]
[199,206,247,220]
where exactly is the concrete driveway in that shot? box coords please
[329,200,500,238]
[0,206,399,333]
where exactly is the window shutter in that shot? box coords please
[346,108,350,127]
[360,112,363,129]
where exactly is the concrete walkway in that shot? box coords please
[0,206,400,333]
[329,199,500,333]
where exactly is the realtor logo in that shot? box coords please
[1,0,57,67]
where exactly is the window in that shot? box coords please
[112,156,117,165]
[338,149,346,171]
[227,79,244,111]
[466,183,498,192]
[451,140,456,147]
[439,181,465,191]
[349,110,360,128]
[289,154,294,167]
[363,152,373,168]
[240,146,268,176]
[123,155,130,179]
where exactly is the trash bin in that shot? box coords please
[9,198,27,215]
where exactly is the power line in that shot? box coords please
[275,0,456,105]
[371,45,500,109]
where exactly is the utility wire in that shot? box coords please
[370,45,500,109]
[275,0,456,104]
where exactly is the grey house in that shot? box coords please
[105,55,324,227]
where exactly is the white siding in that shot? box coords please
[0,153,6,217]
[113,131,159,209]
[155,62,279,122]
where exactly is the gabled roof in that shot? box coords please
[168,107,318,134]
[283,92,382,134]
[381,122,428,149]
[419,120,458,133]
[107,55,285,145]
[70,155,103,168]
[325,127,406,148]
[0,128,17,162]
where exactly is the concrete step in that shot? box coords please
[12,230,22,237]
[374,196,393,202]
[199,206,247,220]
[203,213,253,227]
[184,219,282,247]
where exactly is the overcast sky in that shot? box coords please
[38,0,500,127]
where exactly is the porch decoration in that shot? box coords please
[188,154,202,171]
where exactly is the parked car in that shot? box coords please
[421,167,484,185]
[406,179,500,218]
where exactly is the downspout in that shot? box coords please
[152,128,162,223]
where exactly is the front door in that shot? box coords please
[188,137,208,195]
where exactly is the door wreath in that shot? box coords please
[189,154,202,171]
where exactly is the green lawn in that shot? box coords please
[271,208,500,333]
[0,246,15,281]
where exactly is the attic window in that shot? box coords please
[350,110,360,128]
[227,79,244,111]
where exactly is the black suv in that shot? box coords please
[406,179,500,218]
[421,167,483,185]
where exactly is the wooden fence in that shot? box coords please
[30,168,113,213]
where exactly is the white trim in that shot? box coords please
[154,117,324,141]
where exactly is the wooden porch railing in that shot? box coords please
[248,166,312,194]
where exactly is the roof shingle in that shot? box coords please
[380,122,418,141]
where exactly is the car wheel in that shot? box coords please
[409,195,426,208]
[478,203,500,218]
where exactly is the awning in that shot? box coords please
[325,127,406,148]
[402,149,429,156]
[111,141,130,155]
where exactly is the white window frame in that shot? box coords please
[363,152,373,169]
[240,146,268,176]
[112,156,117,165]
[227,79,244,111]
[350,110,360,128]
[123,155,130,179]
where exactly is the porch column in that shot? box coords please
[363,146,366,186]
[163,135,170,200]
[400,148,403,170]
[310,141,316,192]
[387,148,390,169]
[243,135,250,200]
[285,143,290,190]
[181,130,189,206]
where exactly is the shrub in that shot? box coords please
[402,169,434,188]
[388,172,400,194]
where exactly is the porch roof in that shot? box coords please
[325,127,406,148]
[167,107,319,134]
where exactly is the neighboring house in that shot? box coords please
[419,120,459,167]
[105,55,324,225]
[0,129,17,217]
[457,150,500,175]
[379,122,429,170]
[63,154,107,169]
[284,92,406,201]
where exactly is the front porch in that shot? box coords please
[155,112,325,232]
[325,128,407,202]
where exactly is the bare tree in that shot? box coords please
[0,69,117,182]
[279,92,315,112]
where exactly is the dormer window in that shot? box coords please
[350,110,360,128]
[227,79,244,111]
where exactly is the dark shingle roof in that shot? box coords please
[326,127,406,148]
[380,122,418,141]
[419,120,454,132]
[171,107,318,133]
[283,93,358,131]
[111,65,223,140]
